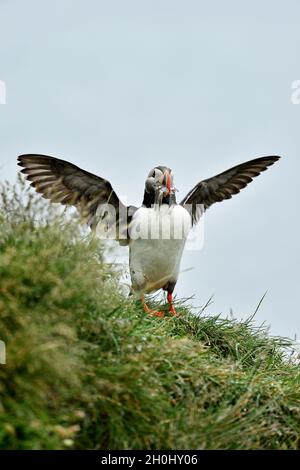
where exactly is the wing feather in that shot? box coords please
[180,156,280,224]
[17,154,137,243]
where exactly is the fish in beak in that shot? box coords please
[143,166,177,208]
[155,170,173,205]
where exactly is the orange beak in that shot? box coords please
[164,170,172,195]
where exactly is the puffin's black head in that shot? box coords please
[142,165,177,207]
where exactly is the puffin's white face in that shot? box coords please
[145,166,175,196]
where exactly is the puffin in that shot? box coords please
[17,154,280,316]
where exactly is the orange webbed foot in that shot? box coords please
[142,295,165,318]
[151,310,165,318]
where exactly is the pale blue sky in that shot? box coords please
[0,0,299,337]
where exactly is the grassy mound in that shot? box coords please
[0,179,299,449]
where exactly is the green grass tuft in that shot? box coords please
[0,179,299,449]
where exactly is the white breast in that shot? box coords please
[128,205,192,293]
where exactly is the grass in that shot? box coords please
[0,178,299,450]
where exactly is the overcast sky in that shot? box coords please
[0,0,299,338]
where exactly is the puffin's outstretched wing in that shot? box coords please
[180,156,280,225]
[17,154,136,243]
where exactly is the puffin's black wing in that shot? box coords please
[180,156,280,225]
[17,154,136,243]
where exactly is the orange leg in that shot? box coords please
[142,295,165,317]
[167,292,177,316]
